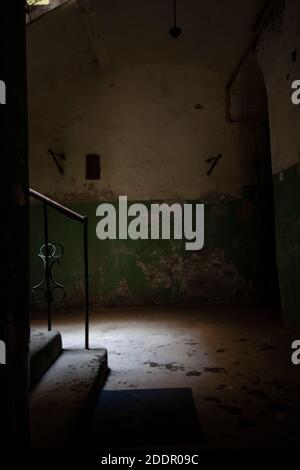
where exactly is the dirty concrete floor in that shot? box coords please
[31,303,300,450]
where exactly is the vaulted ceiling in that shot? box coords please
[80,0,267,74]
[28,0,269,77]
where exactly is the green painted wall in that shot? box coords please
[257,0,300,324]
[273,164,300,324]
[27,3,270,313]
[30,190,264,310]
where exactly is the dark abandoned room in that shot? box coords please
[2,0,300,456]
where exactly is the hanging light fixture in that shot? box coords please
[169,0,182,38]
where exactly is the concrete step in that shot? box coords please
[30,348,108,449]
[30,329,62,389]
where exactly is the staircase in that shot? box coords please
[29,190,107,448]
[29,329,108,449]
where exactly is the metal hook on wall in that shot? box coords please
[48,148,66,175]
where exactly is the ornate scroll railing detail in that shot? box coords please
[32,242,66,306]
[29,188,90,349]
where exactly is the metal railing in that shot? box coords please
[29,188,90,349]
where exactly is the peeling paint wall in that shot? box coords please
[257,0,300,323]
[28,0,269,308]
[30,195,263,308]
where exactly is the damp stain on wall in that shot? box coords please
[30,190,264,309]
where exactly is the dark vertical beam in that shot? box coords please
[1,0,30,448]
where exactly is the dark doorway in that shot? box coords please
[255,120,281,310]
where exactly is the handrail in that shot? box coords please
[29,187,90,349]
[29,188,85,222]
